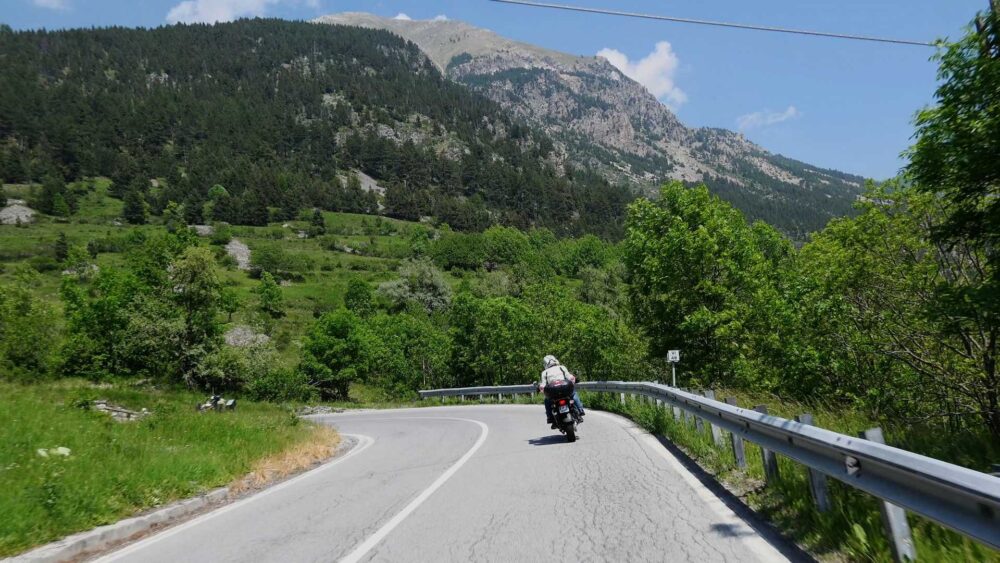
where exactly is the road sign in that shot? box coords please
[668,350,680,363]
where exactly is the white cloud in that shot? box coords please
[736,106,802,131]
[33,0,69,10]
[597,41,686,110]
[432,14,448,22]
[393,13,412,21]
[166,0,320,24]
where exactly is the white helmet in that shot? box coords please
[543,355,560,369]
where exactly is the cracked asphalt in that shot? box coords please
[98,405,792,563]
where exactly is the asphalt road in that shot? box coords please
[98,405,794,563]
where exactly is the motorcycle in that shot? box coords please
[540,379,583,443]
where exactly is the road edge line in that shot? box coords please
[338,418,489,563]
[90,433,375,563]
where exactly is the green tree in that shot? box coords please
[0,270,59,379]
[123,187,147,225]
[54,232,69,262]
[449,293,541,386]
[162,200,185,233]
[364,312,452,394]
[908,7,1000,315]
[219,287,241,322]
[344,277,374,316]
[255,271,284,318]
[623,183,788,389]
[310,208,326,236]
[798,181,1000,438]
[299,309,374,400]
[51,192,70,217]
[169,246,222,380]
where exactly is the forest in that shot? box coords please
[0,20,631,238]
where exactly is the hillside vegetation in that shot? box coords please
[0,20,630,237]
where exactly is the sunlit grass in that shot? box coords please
[0,380,333,557]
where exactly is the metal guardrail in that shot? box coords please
[420,381,1000,556]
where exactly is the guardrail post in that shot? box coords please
[725,397,746,468]
[460,395,465,402]
[681,389,693,425]
[619,393,625,405]
[672,405,681,421]
[754,405,780,484]
[704,390,724,447]
[862,427,917,563]
[796,414,831,512]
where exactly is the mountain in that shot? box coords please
[316,13,866,238]
[0,20,631,236]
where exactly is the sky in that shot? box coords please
[0,0,988,179]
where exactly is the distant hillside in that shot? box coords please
[0,20,631,237]
[317,13,867,238]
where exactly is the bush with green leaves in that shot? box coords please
[377,258,452,313]
[59,235,223,385]
[0,271,59,379]
[250,242,313,280]
[344,277,374,316]
[254,272,284,318]
[363,312,452,396]
[623,182,790,390]
[299,309,374,400]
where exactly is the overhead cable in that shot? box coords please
[488,0,936,47]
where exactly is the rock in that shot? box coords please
[0,202,36,225]
[296,405,342,416]
[225,238,251,270]
[93,400,150,422]
[191,224,215,236]
[224,325,270,347]
[297,230,307,239]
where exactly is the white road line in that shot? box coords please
[591,411,789,563]
[338,417,490,563]
[96,433,375,562]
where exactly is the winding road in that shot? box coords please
[97,406,797,562]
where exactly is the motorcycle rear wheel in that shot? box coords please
[566,425,577,443]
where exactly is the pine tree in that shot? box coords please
[123,188,147,225]
[54,232,69,262]
[310,208,326,235]
[51,193,70,217]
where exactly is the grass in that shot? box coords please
[584,391,1000,563]
[0,379,337,557]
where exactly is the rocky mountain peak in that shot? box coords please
[315,12,865,237]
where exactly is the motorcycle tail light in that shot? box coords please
[559,399,568,405]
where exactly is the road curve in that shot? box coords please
[97,405,794,563]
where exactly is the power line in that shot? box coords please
[488,0,936,47]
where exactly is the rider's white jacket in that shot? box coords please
[539,365,575,390]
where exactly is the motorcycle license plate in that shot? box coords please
[558,405,570,413]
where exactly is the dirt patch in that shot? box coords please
[225,238,251,270]
[228,425,341,495]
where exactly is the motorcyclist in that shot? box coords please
[539,355,585,428]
